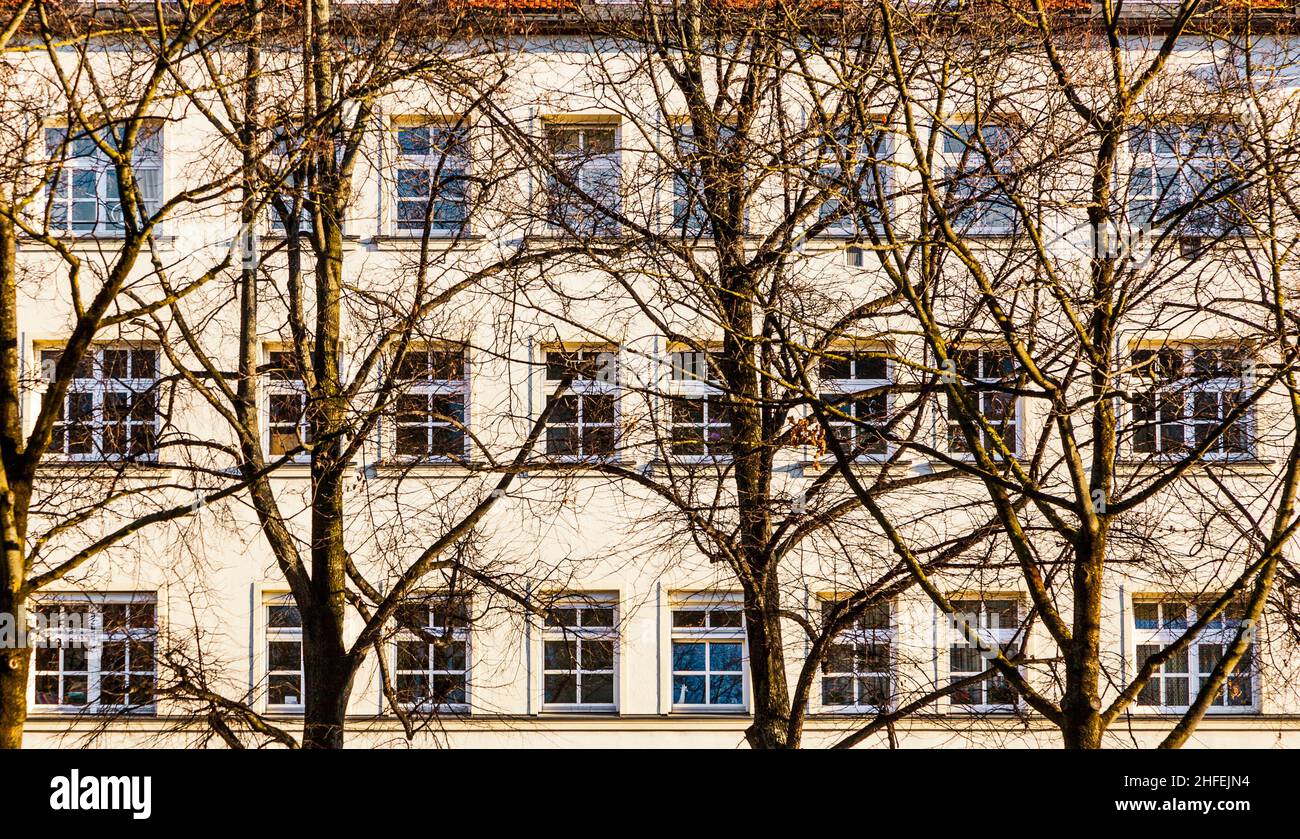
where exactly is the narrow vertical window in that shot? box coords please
[266,349,310,459]
[266,599,304,712]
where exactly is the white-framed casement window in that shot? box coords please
[45,122,162,237]
[268,125,313,234]
[1129,345,1254,460]
[544,121,621,236]
[946,347,1020,457]
[941,120,1017,235]
[668,350,732,459]
[40,345,159,462]
[818,349,890,459]
[543,347,619,461]
[393,120,470,235]
[32,593,157,713]
[392,595,470,711]
[670,595,747,711]
[542,594,618,711]
[265,348,310,461]
[393,346,468,462]
[1133,597,1256,714]
[819,597,893,712]
[1129,122,1243,236]
[947,597,1022,712]
[818,120,891,236]
[264,597,304,713]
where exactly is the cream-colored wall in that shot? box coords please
[10,35,1300,747]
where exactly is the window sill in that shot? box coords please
[35,460,176,476]
[367,233,485,250]
[20,233,176,250]
[669,707,751,716]
[523,231,629,244]
[1115,456,1273,474]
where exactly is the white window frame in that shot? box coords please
[265,347,310,463]
[44,122,162,237]
[267,125,313,234]
[1132,596,1258,715]
[1128,122,1242,237]
[666,350,732,462]
[31,592,158,715]
[392,119,470,236]
[946,597,1024,713]
[817,597,895,714]
[39,344,160,463]
[1128,345,1255,461]
[945,347,1022,458]
[392,346,470,463]
[390,595,471,713]
[543,346,621,462]
[264,595,305,714]
[817,349,891,461]
[817,121,892,237]
[941,120,1017,236]
[544,121,622,236]
[541,594,619,712]
[670,593,748,712]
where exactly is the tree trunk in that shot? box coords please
[743,571,791,750]
[0,589,29,749]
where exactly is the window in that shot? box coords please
[544,348,618,460]
[818,350,889,458]
[946,348,1019,457]
[948,598,1021,711]
[32,594,157,713]
[394,347,468,461]
[1133,598,1255,712]
[670,121,745,236]
[942,121,1017,235]
[1129,122,1243,235]
[392,595,470,710]
[394,121,469,235]
[41,346,159,461]
[265,599,304,712]
[545,123,620,236]
[542,595,617,710]
[668,350,732,458]
[1130,346,1253,459]
[820,598,893,711]
[818,122,890,236]
[45,122,162,236]
[268,126,312,234]
[266,349,310,459]
[671,597,746,709]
